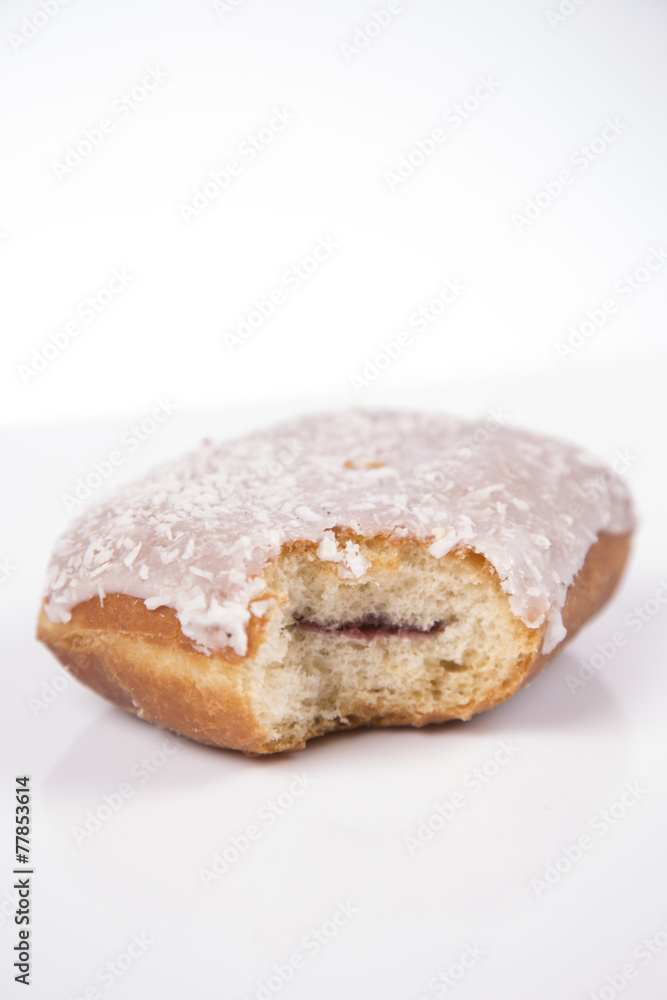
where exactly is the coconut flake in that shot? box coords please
[41,409,635,655]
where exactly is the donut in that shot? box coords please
[36,409,635,755]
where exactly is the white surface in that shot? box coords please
[2,366,667,999]
[2,0,667,995]
[1,0,667,426]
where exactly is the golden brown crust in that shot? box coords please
[36,596,270,754]
[329,529,633,729]
[519,529,632,687]
[36,530,632,755]
[375,528,634,726]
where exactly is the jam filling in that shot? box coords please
[290,614,448,642]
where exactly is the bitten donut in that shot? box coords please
[37,409,635,755]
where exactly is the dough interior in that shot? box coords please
[37,528,632,754]
[247,535,540,747]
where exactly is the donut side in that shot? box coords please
[36,529,632,755]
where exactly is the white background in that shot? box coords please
[1,0,666,998]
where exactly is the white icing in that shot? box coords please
[316,531,372,580]
[42,409,635,656]
[249,598,276,618]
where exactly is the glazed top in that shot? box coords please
[42,409,635,656]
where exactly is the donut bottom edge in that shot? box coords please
[36,530,632,756]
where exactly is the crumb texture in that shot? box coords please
[247,537,542,748]
[36,531,632,753]
[41,409,635,656]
